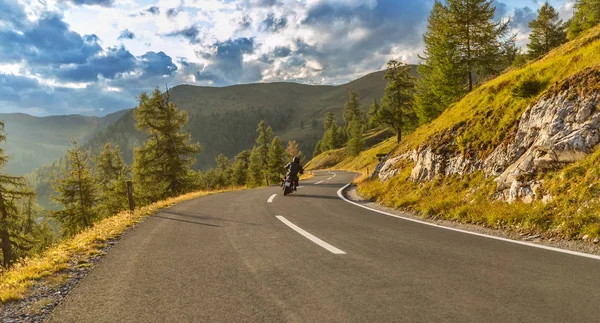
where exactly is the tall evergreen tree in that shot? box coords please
[95,144,129,217]
[247,147,264,187]
[52,141,98,237]
[416,1,467,123]
[132,88,200,203]
[567,0,600,40]
[346,120,364,156]
[373,60,418,144]
[447,0,510,90]
[231,150,251,186]
[0,122,34,267]
[267,137,287,184]
[254,120,273,184]
[527,2,567,59]
[285,140,303,162]
[343,91,363,127]
[367,99,382,129]
[215,154,232,188]
[324,112,336,131]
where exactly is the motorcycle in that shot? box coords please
[281,175,297,196]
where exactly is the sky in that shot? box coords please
[0,0,576,116]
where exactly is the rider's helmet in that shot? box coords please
[293,156,300,163]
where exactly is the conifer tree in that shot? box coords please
[52,140,98,237]
[346,120,364,156]
[373,60,418,144]
[447,0,510,90]
[0,122,34,267]
[95,143,129,217]
[416,1,467,123]
[343,91,363,127]
[324,112,336,131]
[267,137,287,184]
[285,140,303,163]
[567,0,600,40]
[247,147,264,187]
[231,150,251,186]
[215,154,232,188]
[527,2,567,59]
[313,140,323,157]
[254,120,273,184]
[132,88,200,203]
[367,99,381,129]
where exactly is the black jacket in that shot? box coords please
[285,162,304,177]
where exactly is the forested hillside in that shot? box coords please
[0,111,127,174]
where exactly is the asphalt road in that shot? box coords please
[49,171,600,323]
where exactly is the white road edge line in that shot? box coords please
[327,177,333,180]
[276,216,346,254]
[337,184,600,261]
[267,194,277,203]
[297,186,304,188]
[315,181,324,185]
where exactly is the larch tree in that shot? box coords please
[285,140,303,163]
[346,120,364,156]
[343,91,363,127]
[447,0,510,91]
[254,120,273,185]
[132,88,200,203]
[374,60,418,144]
[0,122,34,267]
[215,154,232,188]
[267,137,287,184]
[95,143,129,217]
[52,140,98,237]
[367,99,381,129]
[416,1,467,123]
[527,2,567,59]
[231,150,251,186]
[247,147,264,187]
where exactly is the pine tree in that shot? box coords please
[374,60,418,144]
[254,120,273,185]
[132,88,200,203]
[527,2,567,59]
[415,1,467,123]
[267,137,287,184]
[367,99,381,129]
[231,150,251,186]
[324,112,336,131]
[247,147,264,187]
[313,140,323,157]
[568,0,600,40]
[447,0,510,91]
[215,154,232,188]
[285,140,303,162]
[346,120,364,156]
[95,143,129,218]
[0,122,34,267]
[343,91,363,127]
[52,141,98,237]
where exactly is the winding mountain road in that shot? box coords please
[49,171,600,322]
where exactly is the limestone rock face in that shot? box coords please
[376,70,600,203]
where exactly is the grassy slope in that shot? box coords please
[309,25,600,240]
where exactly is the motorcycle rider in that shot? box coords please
[284,156,304,191]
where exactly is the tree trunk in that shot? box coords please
[0,192,13,267]
[397,130,402,144]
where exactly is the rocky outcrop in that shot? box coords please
[378,68,600,203]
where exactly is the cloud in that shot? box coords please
[166,7,180,18]
[262,13,287,32]
[494,1,509,20]
[53,45,137,82]
[512,6,536,31]
[118,29,135,40]
[146,6,160,15]
[138,51,178,77]
[165,26,201,44]
[66,0,114,7]
[195,37,261,85]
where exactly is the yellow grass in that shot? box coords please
[0,187,244,303]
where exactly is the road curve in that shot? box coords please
[49,171,600,323]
